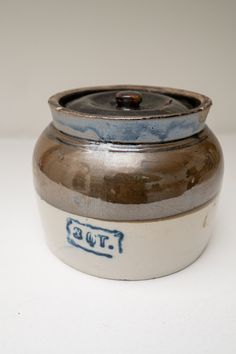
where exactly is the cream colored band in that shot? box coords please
[38,196,218,280]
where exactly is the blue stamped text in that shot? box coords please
[66,218,124,258]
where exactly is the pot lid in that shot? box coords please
[49,85,212,143]
[63,89,191,117]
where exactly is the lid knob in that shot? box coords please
[116,90,142,109]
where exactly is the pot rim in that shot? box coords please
[48,85,212,143]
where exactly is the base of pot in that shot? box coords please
[37,196,218,280]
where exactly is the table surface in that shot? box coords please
[0,134,235,354]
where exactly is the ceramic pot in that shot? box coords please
[33,85,224,280]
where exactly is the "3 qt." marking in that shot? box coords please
[66,218,124,258]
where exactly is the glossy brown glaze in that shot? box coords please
[33,124,223,221]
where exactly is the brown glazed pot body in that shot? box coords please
[33,123,223,221]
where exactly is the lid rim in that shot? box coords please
[48,85,212,121]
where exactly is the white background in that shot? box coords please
[0,0,236,137]
[0,1,236,353]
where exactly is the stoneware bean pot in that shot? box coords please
[33,85,224,280]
